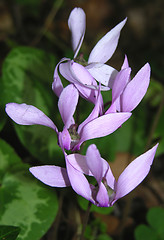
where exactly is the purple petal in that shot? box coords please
[86,63,118,88]
[96,182,109,207]
[66,155,94,203]
[86,144,103,183]
[104,164,115,190]
[88,18,127,64]
[52,58,69,97]
[58,84,79,128]
[68,7,86,58]
[60,128,71,150]
[67,153,92,175]
[121,55,129,70]
[121,63,151,112]
[60,61,100,104]
[60,61,97,88]
[112,144,158,204]
[5,103,57,132]
[29,165,70,187]
[112,68,131,102]
[78,112,131,147]
[78,87,103,133]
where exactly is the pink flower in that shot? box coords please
[30,143,158,207]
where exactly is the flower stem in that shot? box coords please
[80,201,92,240]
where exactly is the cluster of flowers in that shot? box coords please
[6,8,158,207]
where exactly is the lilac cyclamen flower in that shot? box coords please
[106,56,151,114]
[30,143,158,207]
[52,7,127,101]
[5,84,131,151]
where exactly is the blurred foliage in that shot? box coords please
[135,207,164,240]
[0,225,20,240]
[85,218,113,240]
[0,139,58,240]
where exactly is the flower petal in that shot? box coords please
[86,63,118,88]
[96,182,109,207]
[58,84,79,128]
[29,165,70,187]
[121,55,130,70]
[86,144,103,183]
[121,63,151,112]
[76,112,131,149]
[112,67,131,102]
[66,155,94,203]
[5,103,57,131]
[112,144,158,204]
[78,86,103,133]
[68,7,86,58]
[60,61,99,104]
[60,128,71,150]
[67,154,92,175]
[52,58,69,97]
[88,18,127,64]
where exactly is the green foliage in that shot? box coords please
[0,139,58,240]
[135,207,164,240]
[1,46,63,164]
[97,234,113,240]
[0,225,20,240]
[154,108,164,155]
[84,218,113,240]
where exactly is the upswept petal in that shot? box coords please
[86,63,118,88]
[88,18,127,64]
[5,103,57,132]
[77,86,103,133]
[86,144,103,183]
[121,63,151,112]
[67,154,92,176]
[78,112,131,148]
[112,67,131,102]
[29,165,71,187]
[58,84,79,128]
[60,128,71,150]
[96,182,109,207]
[60,61,100,104]
[52,57,69,97]
[112,144,158,204]
[60,61,97,89]
[121,55,129,70]
[66,155,94,203]
[104,164,115,190]
[68,8,86,58]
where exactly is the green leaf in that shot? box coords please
[0,225,20,240]
[154,108,164,155]
[1,46,63,163]
[0,170,58,240]
[0,139,58,240]
[1,46,56,114]
[77,196,113,215]
[97,234,113,240]
[135,225,158,240]
[0,139,24,182]
[147,207,164,237]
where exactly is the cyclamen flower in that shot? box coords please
[52,7,127,101]
[30,143,158,207]
[5,84,131,151]
[106,56,151,114]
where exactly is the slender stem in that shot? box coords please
[145,90,164,151]
[80,201,92,240]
